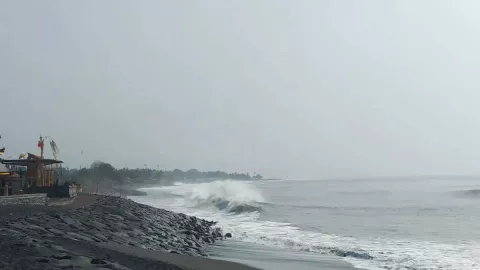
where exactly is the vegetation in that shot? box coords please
[62,161,263,192]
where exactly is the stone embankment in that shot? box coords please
[0,195,224,270]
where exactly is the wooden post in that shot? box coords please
[38,136,44,159]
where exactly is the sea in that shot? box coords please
[130,178,480,270]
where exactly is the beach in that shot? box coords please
[2,177,476,270]
[0,194,259,270]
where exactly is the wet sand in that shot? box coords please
[211,239,358,270]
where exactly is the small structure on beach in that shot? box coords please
[0,135,77,198]
[2,153,63,188]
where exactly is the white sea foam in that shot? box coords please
[168,180,264,213]
[135,180,480,270]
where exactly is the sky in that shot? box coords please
[2,1,480,179]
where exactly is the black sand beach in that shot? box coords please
[0,194,259,270]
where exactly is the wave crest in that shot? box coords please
[170,180,264,214]
[454,189,480,198]
[464,189,480,196]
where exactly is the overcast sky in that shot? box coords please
[2,1,480,179]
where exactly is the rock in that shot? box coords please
[92,237,103,243]
[73,256,92,265]
[26,224,48,233]
[66,231,93,242]
[224,233,232,238]
[214,227,223,238]
[51,244,68,252]
[94,233,108,242]
[194,225,205,233]
[182,230,193,236]
[51,254,72,260]
[0,195,222,264]
[108,262,132,270]
[56,260,74,269]
[91,258,107,265]
[47,228,64,236]
[108,214,125,221]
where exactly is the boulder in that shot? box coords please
[90,258,107,265]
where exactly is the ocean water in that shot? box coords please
[132,178,480,270]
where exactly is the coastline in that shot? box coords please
[132,183,365,270]
[210,239,359,270]
[0,194,259,270]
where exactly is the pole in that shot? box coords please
[3,181,8,196]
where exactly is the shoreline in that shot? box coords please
[210,240,359,270]
[132,185,363,270]
[0,194,259,270]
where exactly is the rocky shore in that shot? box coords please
[0,195,254,270]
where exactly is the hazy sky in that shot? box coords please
[2,1,480,179]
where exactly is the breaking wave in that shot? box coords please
[168,180,264,214]
[149,181,375,260]
[464,189,480,196]
[453,189,480,198]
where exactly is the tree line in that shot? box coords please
[63,161,263,191]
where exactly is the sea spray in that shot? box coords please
[170,180,265,214]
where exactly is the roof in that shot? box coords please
[1,159,63,166]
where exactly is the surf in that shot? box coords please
[455,189,480,198]
[167,180,265,214]
[136,180,478,270]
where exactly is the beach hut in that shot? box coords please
[1,154,63,188]
[0,135,77,198]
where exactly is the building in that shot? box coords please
[1,153,67,196]
[0,136,77,198]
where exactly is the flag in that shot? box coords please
[38,140,44,148]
